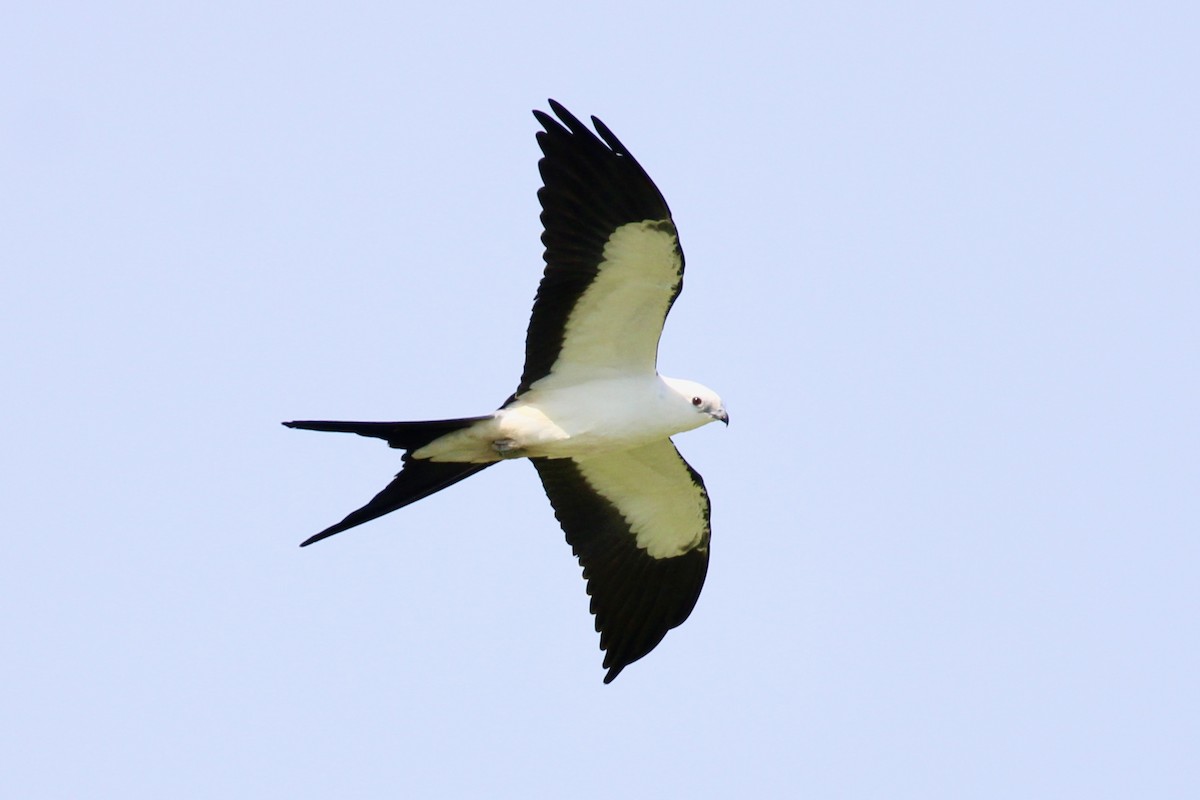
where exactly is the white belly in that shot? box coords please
[413,375,698,462]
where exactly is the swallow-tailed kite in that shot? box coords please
[285,100,727,683]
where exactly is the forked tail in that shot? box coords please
[284,416,495,546]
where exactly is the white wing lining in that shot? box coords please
[549,220,682,379]
[572,439,709,559]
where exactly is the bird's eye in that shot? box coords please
[692,397,703,407]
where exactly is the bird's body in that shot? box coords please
[286,101,726,682]
[415,375,720,463]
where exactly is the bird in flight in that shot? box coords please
[285,100,727,683]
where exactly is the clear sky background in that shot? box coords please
[3,2,1197,797]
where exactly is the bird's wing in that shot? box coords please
[516,100,685,396]
[531,439,711,683]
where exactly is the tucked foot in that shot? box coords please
[492,438,526,458]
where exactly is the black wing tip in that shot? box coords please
[588,115,629,156]
[533,99,575,132]
[545,98,574,125]
[532,98,665,217]
[535,99,617,150]
[532,107,557,131]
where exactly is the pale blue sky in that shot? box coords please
[3,2,1197,797]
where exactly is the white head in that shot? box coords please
[662,376,729,430]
